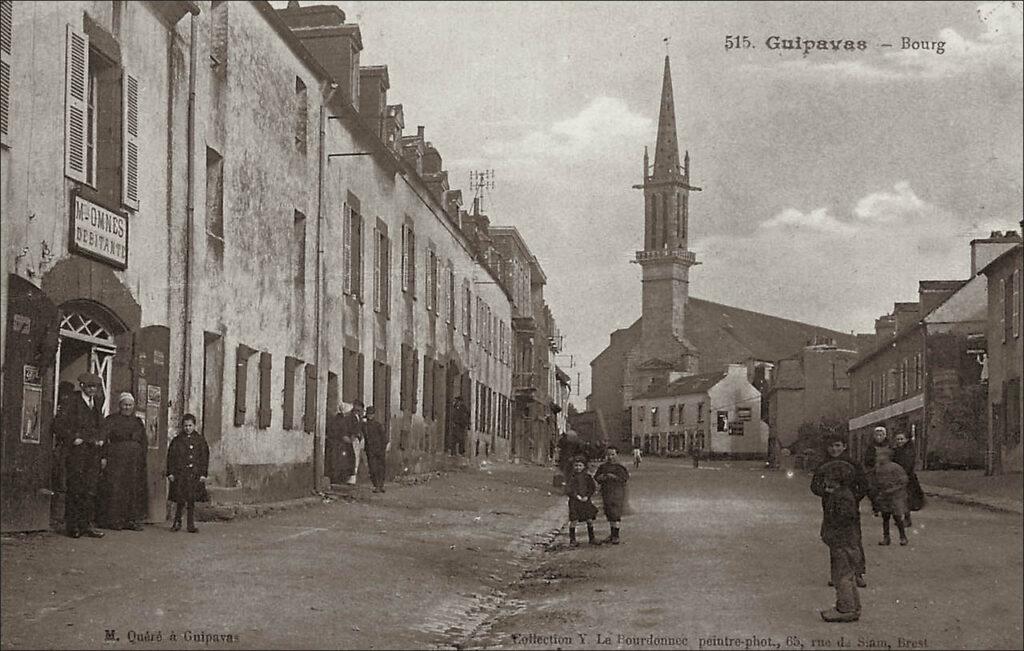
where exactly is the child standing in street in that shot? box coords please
[632,447,642,470]
[566,456,598,546]
[166,414,209,533]
[595,446,630,545]
[817,460,862,623]
[870,447,909,546]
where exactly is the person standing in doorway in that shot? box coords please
[166,414,209,533]
[97,392,147,531]
[451,396,470,457]
[53,372,107,539]
[363,405,390,493]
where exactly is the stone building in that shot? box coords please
[979,237,1022,473]
[766,339,859,448]
[1,0,529,530]
[589,56,857,450]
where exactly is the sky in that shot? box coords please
[277,1,1023,407]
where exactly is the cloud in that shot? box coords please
[762,207,856,234]
[852,181,931,223]
[481,96,652,164]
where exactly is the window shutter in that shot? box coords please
[399,343,409,411]
[410,350,419,414]
[342,204,352,294]
[353,213,362,299]
[423,354,432,418]
[121,70,140,209]
[1014,270,1020,338]
[373,228,381,311]
[283,356,299,430]
[258,352,272,428]
[304,363,317,433]
[356,352,365,403]
[64,24,89,183]
[0,0,12,147]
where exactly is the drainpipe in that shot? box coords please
[314,85,339,491]
[181,12,198,419]
[920,325,929,471]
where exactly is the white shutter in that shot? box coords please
[121,70,140,209]
[342,204,352,295]
[0,0,12,146]
[64,24,89,183]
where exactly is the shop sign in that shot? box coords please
[69,194,129,269]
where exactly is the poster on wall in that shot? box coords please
[21,365,43,444]
[146,384,161,449]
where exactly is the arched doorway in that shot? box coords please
[54,302,128,416]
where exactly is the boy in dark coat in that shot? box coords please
[363,405,390,493]
[566,456,598,546]
[870,447,909,546]
[594,446,630,545]
[166,414,209,533]
[53,372,107,539]
[817,460,862,622]
[811,435,870,587]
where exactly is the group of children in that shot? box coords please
[564,446,630,546]
[812,426,925,623]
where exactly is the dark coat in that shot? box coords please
[595,461,629,521]
[566,470,598,522]
[166,431,209,503]
[364,419,388,459]
[862,441,891,471]
[892,441,925,511]
[97,414,148,526]
[54,392,106,531]
[821,486,860,547]
[870,460,908,515]
[451,400,470,432]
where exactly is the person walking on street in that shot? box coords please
[811,435,870,588]
[96,392,147,531]
[869,447,909,546]
[566,456,598,546]
[892,431,925,526]
[325,403,345,484]
[816,460,862,623]
[632,447,642,470]
[595,446,630,545]
[339,401,364,485]
[363,405,390,493]
[166,414,209,533]
[53,372,107,539]
[451,396,470,457]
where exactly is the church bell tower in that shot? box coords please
[632,55,701,359]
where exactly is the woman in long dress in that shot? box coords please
[97,392,147,531]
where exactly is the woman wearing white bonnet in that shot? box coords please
[96,391,148,531]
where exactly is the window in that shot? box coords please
[447,266,455,325]
[206,147,224,238]
[678,403,684,423]
[1000,279,1006,343]
[697,402,704,422]
[283,356,302,430]
[463,282,472,336]
[422,354,434,419]
[303,363,317,433]
[233,344,256,426]
[637,406,645,423]
[343,201,363,299]
[1004,275,1015,343]
[716,410,729,432]
[651,407,659,427]
[729,421,744,436]
[425,249,438,313]
[293,210,306,293]
[401,222,416,295]
[901,359,908,397]
[668,405,676,425]
[914,354,922,392]
[373,224,390,316]
[295,76,307,153]
[0,0,11,147]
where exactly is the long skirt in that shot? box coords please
[97,441,147,526]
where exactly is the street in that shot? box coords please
[2,459,1021,651]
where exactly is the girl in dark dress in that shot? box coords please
[166,414,209,533]
[566,457,598,546]
[892,432,925,525]
[97,392,147,530]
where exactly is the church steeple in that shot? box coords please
[653,55,680,179]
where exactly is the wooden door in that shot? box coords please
[132,326,170,522]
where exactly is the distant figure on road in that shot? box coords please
[166,413,209,533]
[632,447,642,469]
[862,426,891,471]
[595,446,630,545]
[892,431,925,525]
[363,405,390,494]
[811,435,869,588]
[689,441,701,468]
[816,460,862,622]
[450,396,470,457]
[565,456,598,546]
[767,434,782,470]
[868,447,909,546]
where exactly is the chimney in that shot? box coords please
[875,314,896,340]
[422,143,443,175]
[893,302,920,334]
[383,104,404,153]
[358,66,389,137]
[970,230,1022,275]
[399,126,426,174]
[276,4,363,108]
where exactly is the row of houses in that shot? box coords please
[0,0,568,532]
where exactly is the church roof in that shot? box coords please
[593,296,859,371]
[634,370,727,399]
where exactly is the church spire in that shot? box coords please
[652,55,680,179]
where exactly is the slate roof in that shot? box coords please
[633,370,727,400]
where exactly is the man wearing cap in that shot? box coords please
[52,372,107,538]
[363,405,390,493]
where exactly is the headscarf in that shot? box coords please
[118,392,136,406]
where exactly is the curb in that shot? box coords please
[920,485,1024,516]
[194,495,326,522]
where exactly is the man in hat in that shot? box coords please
[363,405,390,493]
[52,372,107,538]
